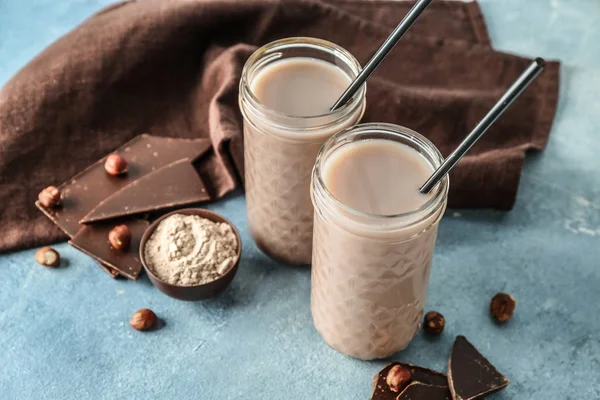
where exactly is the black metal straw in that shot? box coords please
[330,0,434,111]
[419,58,547,194]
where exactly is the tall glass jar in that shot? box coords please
[310,123,449,360]
[239,38,366,265]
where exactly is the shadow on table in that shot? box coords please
[186,241,311,316]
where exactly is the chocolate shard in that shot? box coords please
[36,134,211,237]
[448,336,509,400]
[398,382,452,400]
[371,362,448,400]
[69,219,149,280]
[80,159,209,224]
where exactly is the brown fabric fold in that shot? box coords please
[0,0,560,253]
[327,0,492,46]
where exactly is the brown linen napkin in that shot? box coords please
[0,0,559,253]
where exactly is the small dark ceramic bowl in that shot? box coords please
[140,208,242,301]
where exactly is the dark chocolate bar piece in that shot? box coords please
[36,134,211,237]
[398,382,452,400]
[448,336,509,400]
[371,362,448,400]
[69,219,149,280]
[80,159,209,224]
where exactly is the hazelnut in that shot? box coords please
[490,293,516,322]
[108,224,131,251]
[38,186,61,208]
[386,364,412,392]
[130,309,157,331]
[423,311,445,335]
[35,247,60,267]
[104,153,128,175]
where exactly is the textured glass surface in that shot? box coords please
[311,215,440,359]
[244,121,321,264]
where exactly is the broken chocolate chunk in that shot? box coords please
[80,159,209,224]
[448,336,509,400]
[36,134,211,237]
[371,362,448,400]
[35,134,210,277]
[398,382,452,400]
[69,219,149,280]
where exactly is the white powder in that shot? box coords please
[144,214,238,286]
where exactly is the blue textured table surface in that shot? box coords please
[1,1,599,399]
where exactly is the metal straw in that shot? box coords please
[330,0,434,111]
[419,57,546,194]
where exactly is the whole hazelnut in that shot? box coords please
[130,309,157,331]
[38,186,61,208]
[108,224,131,251]
[423,311,445,335]
[35,247,61,267]
[490,293,516,322]
[104,153,128,176]
[386,364,412,392]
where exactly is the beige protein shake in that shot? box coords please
[310,123,449,360]
[239,38,366,265]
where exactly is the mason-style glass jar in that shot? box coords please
[310,123,449,359]
[239,37,366,265]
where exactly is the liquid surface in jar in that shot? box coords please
[322,139,435,215]
[250,57,352,117]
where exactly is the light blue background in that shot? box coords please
[1,1,599,399]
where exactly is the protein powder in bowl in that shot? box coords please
[140,208,242,301]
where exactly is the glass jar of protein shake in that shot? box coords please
[310,123,449,360]
[239,37,366,265]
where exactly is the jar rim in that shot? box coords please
[239,37,366,131]
[313,122,449,222]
